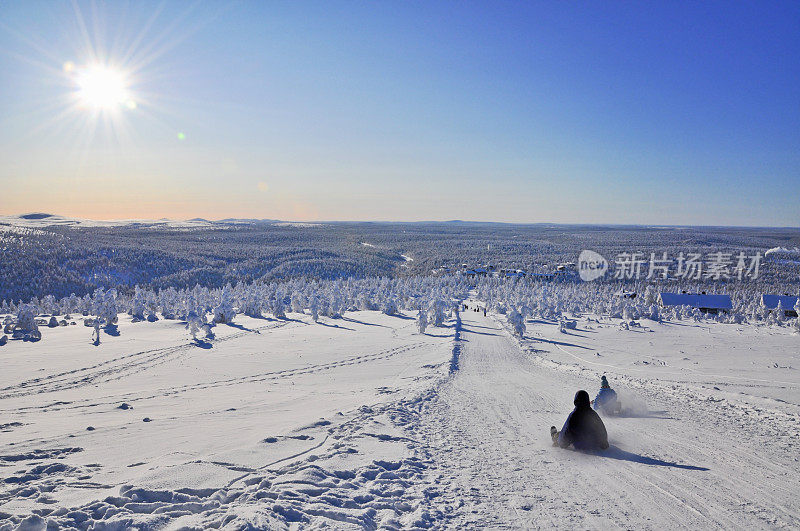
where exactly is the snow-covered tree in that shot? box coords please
[356,293,374,311]
[428,300,447,327]
[291,294,305,314]
[41,294,56,315]
[416,309,428,334]
[240,287,263,318]
[213,285,236,324]
[271,295,286,319]
[507,309,526,338]
[130,286,147,321]
[186,310,210,341]
[99,289,119,327]
[643,286,657,305]
[16,304,39,337]
[92,319,101,345]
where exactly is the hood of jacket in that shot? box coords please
[574,390,591,409]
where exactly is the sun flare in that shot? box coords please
[75,64,131,110]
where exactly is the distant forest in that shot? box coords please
[2,219,798,303]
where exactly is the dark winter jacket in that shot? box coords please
[594,387,618,412]
[558,390,609,451]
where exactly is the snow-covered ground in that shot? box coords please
[420,304,799,528]
[1,305,798,529]
[0,311,455,529]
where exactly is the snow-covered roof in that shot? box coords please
[761,295,799,310]
[659,293,732,309]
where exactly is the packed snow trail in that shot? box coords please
[418,307,798,529]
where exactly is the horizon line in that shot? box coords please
[2,212,799,231]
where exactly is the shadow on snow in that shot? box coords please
[596,445,710,471]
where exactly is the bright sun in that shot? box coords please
[75,64,131,110]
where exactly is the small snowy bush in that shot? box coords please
[16,304,38,334]
[382,298,398,316]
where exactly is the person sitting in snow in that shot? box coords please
[552,390,609,451]
[593,375,620,415]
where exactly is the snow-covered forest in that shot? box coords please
[2,216,799,343]
[3,272,800,344]
[2,214,798,304]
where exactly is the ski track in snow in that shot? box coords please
[0,321,295,401]
[416,309,799,529]
[1,305,799,529]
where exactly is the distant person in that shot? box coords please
[551,390,609,451]
[593,375,620,415]
[483,308,486,316]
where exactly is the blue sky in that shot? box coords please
[1,1,798,225]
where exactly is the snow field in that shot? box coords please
[0,311,455,529]
[1,302,798,529]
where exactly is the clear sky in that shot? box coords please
[1,1,798,226]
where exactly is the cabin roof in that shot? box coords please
[659,293,732,309]
[761,294,799,309]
